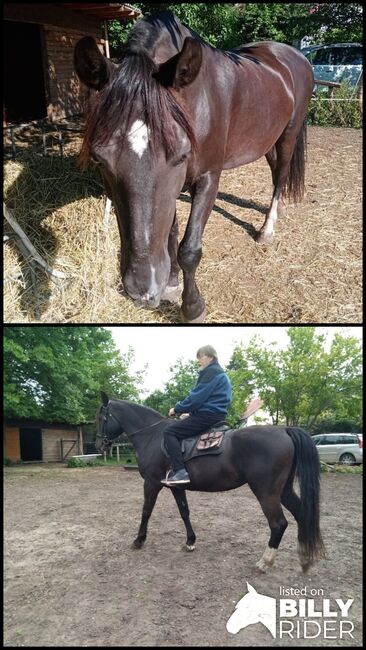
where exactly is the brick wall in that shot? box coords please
[44,25,103,120]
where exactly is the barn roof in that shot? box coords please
[241,397,264,420]
[57,3,142,21]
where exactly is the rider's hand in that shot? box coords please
[179,413,189,420]
[168,407,175,417]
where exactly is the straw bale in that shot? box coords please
[3,126,362,323]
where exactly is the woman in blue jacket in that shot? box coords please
[162,345,232,486]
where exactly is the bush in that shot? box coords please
[67,457,87,468]
[308,81,362,128]
[320,461,363,474]
[4,457,14,466]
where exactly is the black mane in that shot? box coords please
[79,12,196,167]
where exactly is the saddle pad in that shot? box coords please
[161,426,230,462]
[196,430,224,450]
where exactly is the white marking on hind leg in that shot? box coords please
[257,197,279,244]
[256,546,278,573]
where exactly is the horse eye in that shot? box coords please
[173,153,188,166]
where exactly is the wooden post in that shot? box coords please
[116,445,120,462]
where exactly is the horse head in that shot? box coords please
[95,391,123,452]
[74,28,202,309]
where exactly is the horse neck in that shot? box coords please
[114,401,165,450]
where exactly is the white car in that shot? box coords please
[312,432,363,465]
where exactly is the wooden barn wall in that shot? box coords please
[42,428,80,462]
[5,427,21,461]
[4,3,104,120]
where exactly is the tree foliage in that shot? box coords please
[242,327,362,429]
[3,327,142,423]
[107,3,362,55]
[144,358,198,415]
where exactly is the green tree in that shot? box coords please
[3,327,142,423]
[305,3,363,44]
[244,327,362,428]
[226,345,254,426]
[144,358,198,415]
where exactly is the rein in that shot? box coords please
[97,402,166,447]
[128,417,167,437]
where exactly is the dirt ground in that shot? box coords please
[3,126,362,323]
[4,465,362,647]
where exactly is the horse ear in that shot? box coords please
[247,582,257,595]
[155,37,202,89]
[74,36,113,91]
[100,391,109,406]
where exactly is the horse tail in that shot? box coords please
[285,427,325,568]
[285,119,307,203]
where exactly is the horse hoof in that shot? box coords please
[132,539,144,550]
[301,561,311,574]
[256,230,274,245]
[186,544,195,552]
[161,284,182,304]
[255,559,268,573]
[181,308,207,324]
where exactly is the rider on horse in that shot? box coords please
[162,345,232,486]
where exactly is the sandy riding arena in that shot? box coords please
[4,126,362,323]
[4,465,362,647]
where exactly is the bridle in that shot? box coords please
[96,401,166,448]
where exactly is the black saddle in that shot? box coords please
[161,421,231,462]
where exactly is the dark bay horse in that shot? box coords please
[74,10,314,323]
[96,393,324,573]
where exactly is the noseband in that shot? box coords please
[96,401,166,447]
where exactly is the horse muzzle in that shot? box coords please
[132,292,162,309]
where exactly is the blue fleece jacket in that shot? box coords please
[174,363,232,415]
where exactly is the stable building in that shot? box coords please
[3,3,141,124]
[4,418,85,463]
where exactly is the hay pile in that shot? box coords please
[3,127,362,323]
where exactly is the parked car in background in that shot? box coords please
[312,432,363,465]
[301,43,363,92]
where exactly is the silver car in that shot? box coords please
[312,432,363,465]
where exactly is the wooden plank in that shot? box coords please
[5,427,21,461]
[4,203,66,279]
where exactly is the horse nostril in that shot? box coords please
[135,294,160,309]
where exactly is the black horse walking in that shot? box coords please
[96,393,324,573]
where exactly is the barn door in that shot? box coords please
[19,428,42,461]
[4,21,47,122]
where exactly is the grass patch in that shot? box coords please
[320,461,362,474]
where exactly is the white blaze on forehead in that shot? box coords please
[127,120,150,158]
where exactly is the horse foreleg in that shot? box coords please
[178,171,221,322]
[170,488,196,551]
[133,480,162,549]
[161,211,181,304]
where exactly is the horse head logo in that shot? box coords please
[226,583,276,638]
